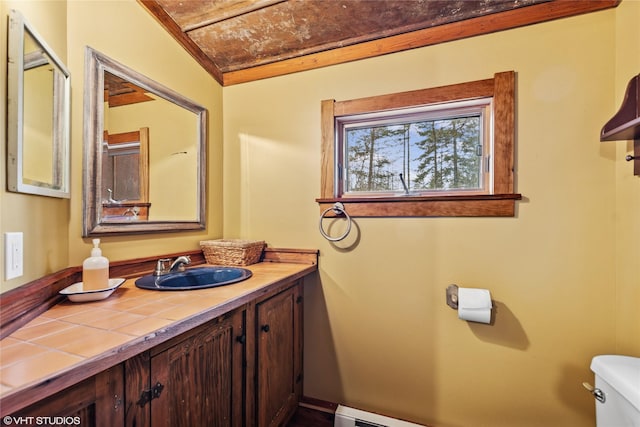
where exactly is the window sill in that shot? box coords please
[316,194,522,217]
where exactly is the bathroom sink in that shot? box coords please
[135,267,252,291]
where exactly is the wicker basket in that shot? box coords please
[200,239,265,266]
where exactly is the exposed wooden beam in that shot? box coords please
[137,0,619,86]
[223,0,619,85]
[182,0,286,32]
[137,0,225,84]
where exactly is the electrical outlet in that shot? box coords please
[5,232,23,280]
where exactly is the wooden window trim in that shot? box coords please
[317,71,522,217]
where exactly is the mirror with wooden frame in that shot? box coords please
[83,47,207,236]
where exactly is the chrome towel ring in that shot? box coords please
[319,202,352,241]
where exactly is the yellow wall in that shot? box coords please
[0,0,69,292]
[223,4,638,426]
[1,0,637,425]
[65,0,222,265]
[613,2,640,356]
[0,0,223,293]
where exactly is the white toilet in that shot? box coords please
[590,355,640,426]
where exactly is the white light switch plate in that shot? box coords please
[5,232,23,280]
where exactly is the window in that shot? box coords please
[340,99,491,196]
[318,71,521,217]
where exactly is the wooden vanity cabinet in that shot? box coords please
[7,278,305,427]
[12,365,125,427]
[255,281,303,427]
[126,308,246,427]
[125,279,304,427]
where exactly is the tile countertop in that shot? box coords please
[0,261,317,414]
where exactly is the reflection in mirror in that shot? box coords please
[7,9,71,198]
[83,47,207,236]
[101,127,150,221]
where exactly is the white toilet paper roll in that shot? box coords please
[457,287,492,324]
[458,307,492,324]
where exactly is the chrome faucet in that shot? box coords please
[170,256,191,272]
[154,255,191,276]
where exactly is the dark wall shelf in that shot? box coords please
[601,73,640,176]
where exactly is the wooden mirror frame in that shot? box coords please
[82,47,207,236]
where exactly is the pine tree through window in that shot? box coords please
[341,100,489,196]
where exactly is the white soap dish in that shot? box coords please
[59,278,125,302]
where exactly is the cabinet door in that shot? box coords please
[256,283,302,427]
[124,351,151,427]
[12,365,124,427]
[149,309,245,427]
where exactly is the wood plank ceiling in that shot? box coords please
[138,0,619,86]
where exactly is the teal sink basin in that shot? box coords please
[135,267,252,291]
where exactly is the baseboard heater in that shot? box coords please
[334,405,426,427]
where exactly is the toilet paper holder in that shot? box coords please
[446,284,459,309]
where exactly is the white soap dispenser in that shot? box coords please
[82,238,109,291]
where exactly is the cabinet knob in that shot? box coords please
[261,324,270,333]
